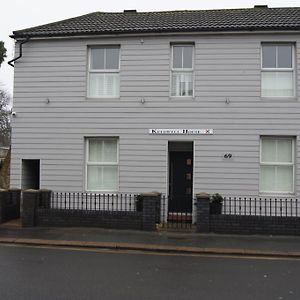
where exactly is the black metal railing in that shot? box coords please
[39,192,138,212]
[221,197,299,217]
[160,195,197,229]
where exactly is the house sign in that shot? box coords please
[148,129,213,135]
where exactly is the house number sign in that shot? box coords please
[148,129,214,135]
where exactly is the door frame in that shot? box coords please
[21,159,41,190]
[166,140,196,222]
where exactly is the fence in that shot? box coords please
[44,193,199,230]
[40,192,137,212]
[7,189,300,235]
[222,197,299,217]
[197,194,300,235]
[22,190,160,231]
[160,195,197,229]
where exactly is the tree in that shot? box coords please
[0,42,10,145]
[0,90,11,189]
[0,90,10,146]
[0,41,6,67]
[0,41,10,188]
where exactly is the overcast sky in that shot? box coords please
[1,0,300,94]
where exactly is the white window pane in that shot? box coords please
[260,165,276,191]
[171,72,193,96]
[262,45,276,68]
[277,45,292,68]
[106,48,120,69]
[261,71,294,97]
[277,139,293,163]
[102,166,118,190]
[173,46,183,68]
[87,165,103,190]
[87,166,118,191]
[110,75,120,96]
[90,48,105,69]
[89,73,119,98]
[182,46,193,68]
[89,140,103,162]
[89,73,104,97]
[261,139,276,162]
[103,140,118,162]
[276,166,293,192]
[105,73,119,97]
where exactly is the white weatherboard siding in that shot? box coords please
[11,34,300,196]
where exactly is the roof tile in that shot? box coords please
[12,7,300,38]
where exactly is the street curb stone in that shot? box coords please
[0,237,299,258]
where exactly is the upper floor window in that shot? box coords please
[171,44,194,97]
[88,46,120,98]
[261,44,294,97]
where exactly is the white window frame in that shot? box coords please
[259,136,295,194]
[170,44,195,98]
[87,46,120,99]
[85,138,119,192]
[261,43,295,98]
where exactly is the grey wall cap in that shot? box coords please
[39,189,52,192]
[140,192,161,197]
[8,188,21,192]
[196,192,210,198]
[24,189,40,193]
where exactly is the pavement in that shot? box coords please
[0,221,300,257]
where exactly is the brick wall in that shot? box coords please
[0,189,21,223]
[22,190,160,231]
[36,209,143,230]
[197,194,300,236]
[210,215,300,235]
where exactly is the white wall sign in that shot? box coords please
[148,129,213,135]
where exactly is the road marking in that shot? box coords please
[0,243,299,261]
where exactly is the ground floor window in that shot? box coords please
[86,138,118,191]
[260,136,295,193]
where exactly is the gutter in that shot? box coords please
[8,37,30,68]
[10,29,300,42]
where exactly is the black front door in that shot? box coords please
[169,151,193,213]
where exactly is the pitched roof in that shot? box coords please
[12,7,300,39]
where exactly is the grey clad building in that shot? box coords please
[9,6,300,216]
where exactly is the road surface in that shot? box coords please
[0,244,299,300]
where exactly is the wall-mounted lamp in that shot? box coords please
[224,153,232,159]
[141,98,145,104]
[45,98,50,104]
[11,111,17,117]
[225,97,230,104]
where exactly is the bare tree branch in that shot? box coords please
[0,90,11,146]
[0,41,7,67]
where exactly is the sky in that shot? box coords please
[1,0,300,95]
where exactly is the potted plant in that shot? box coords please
[135,194,143,212]
[210,193,223,214]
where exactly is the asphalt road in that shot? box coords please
[0,245,299,300]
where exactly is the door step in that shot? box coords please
[168,212,192,223]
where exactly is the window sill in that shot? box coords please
[86,97,120,101]
[85,190,119,194]
[169,96,195,101]
[260,97,297,101]
[259,192,295,197]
